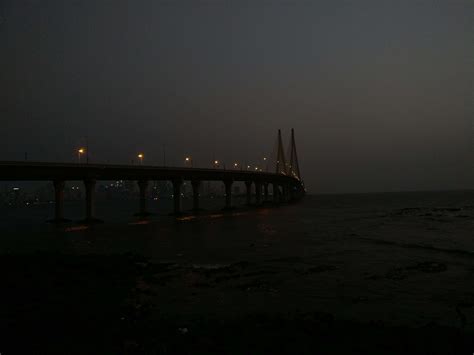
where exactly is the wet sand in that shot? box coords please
[1,192,474,354]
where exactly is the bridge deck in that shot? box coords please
[0,161,299,184]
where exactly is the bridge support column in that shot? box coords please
[255,182,262,206]
[50,180,68,223]
[83,179,101,223]
[172,179,183,215]
[223,180,233,210]
[245,181,252,206]
[287,184,294,202]
[272,183,280,204]
[191,180,201,211]
[136,180,150,216]
[263,183,269,202]
[287,184,292,201]
[281,184,289,203]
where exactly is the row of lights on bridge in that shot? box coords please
[183,157,268,171]
[77,148,267,171]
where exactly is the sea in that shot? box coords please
[1,190,474,353]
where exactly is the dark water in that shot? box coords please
[1,191,474,353]
[1,191,473,259]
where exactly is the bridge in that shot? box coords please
[0,129,304,223]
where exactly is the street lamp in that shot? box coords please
[185,156,193,167]
[234,162,238,169]
[137,153,144,165]
[213,160,219,169]
[77,148,85,163]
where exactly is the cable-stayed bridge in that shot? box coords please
[0,129,305,223]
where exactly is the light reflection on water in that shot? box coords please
[209,214,224,219]
[176,211,249,222]
[128,220,151,225]
[64,226,89,232]
[176,216,197,222]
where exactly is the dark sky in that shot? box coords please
[1,0,472,193]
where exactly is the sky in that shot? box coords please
[1,0,472,193]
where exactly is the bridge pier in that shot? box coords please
[255,182,262,206]
[272,183,280,204]
[191,180,201,211]
[83,179,101,223]
[223,180,233,210]
[281,184,289,203]
[288,185,293,201]
[245,181,252,206]
[172,179,183,215]
[263,183,269,202]
[288,184,294,202]
[136,180,150,217]
[50,180,68,223]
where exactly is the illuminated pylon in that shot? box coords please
[275,129,287,175]
[288,128,301,180]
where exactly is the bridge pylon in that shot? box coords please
[275,129,288,175]
[288,128,301,180]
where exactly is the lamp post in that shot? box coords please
[137,153,144,165]
[77,148,85,164]
[213,160,219,169]
[162,144,166,166]
[185,156,193,167]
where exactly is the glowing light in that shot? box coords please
[138,153,144,159]
[176,216,197,222]
[129,220,150,225]
[185,157,190,161]
[77,148,86,163]
[65,226,89,232]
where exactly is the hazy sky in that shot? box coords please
[1,0,472,193]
